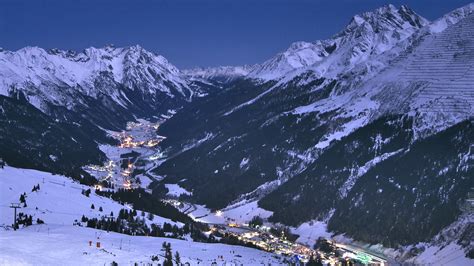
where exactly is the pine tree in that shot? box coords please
[306,255,323,266]
[82,189,91,197]
[118,209,126,219]
[249,215,263,228]
[19,193,26,203]
[99,206,103,212]
[175,251,181,265]
[91,204,95,209]
[163,242,173,266]
[147,212,154,221]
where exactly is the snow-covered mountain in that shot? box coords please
[0,45,186,176]
[186,4,430,83]
[248,4,429,81]
[0,44,190,105]
[0,45,201,129]
[153,3,474,261]
[428,2,474,33]
[183,65,254,83]
[0,45,222,177]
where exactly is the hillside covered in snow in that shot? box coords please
[0,166,282,265]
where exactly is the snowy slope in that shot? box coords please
[428,3,474,33]
[0,45,190,104]
[0,45,193,129]
[183,65,253,83]
[0,166,178,227]
[165,183,192,197]
[186,200,273,225]
[280,3,474,144]
[0,166,284,265]
[402,9,474,133]
[410,243,474,266]
[248,4,428,81]
[0,225,282,265]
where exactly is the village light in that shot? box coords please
[123,180,132,189]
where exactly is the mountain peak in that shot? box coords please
[126,44,144,52]
[249,4,428,81]
[104,43,116,49]
[428,2,474,33]
[345,4,428,34]
[0,44,192,112]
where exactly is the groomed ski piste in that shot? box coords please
[405,11,474,114]
[0,166,282,265]
[0,225,282,265]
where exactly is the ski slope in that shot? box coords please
[0,225,282,265]
[0,166,283,265]
[0,166,178,227]
[404,12,474,115]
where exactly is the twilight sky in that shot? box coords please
[0,0,472,68]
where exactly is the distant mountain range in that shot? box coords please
[0,45,205,128]
[0,45,218,177]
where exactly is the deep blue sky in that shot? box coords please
[0,0,472,68]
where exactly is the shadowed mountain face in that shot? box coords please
[0,95,109,183]
[260,116,473,246]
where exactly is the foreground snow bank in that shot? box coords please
[0,225,282,265]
